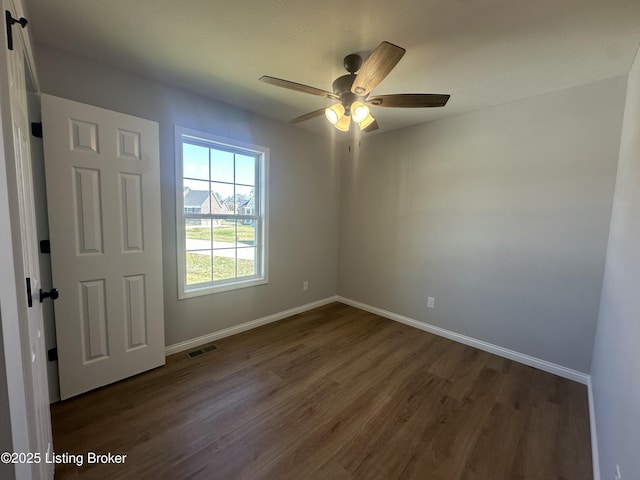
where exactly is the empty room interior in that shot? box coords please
[1,0,640,479]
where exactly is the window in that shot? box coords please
[176,127,268,298]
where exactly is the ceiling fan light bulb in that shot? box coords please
[325,104,344,125]
[351,101,370,123]
[358,113,375,130]
[325,109,338,125]
[335,114,351,132]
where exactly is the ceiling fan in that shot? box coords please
[260,41,450,133]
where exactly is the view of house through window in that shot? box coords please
[176,127,268,297]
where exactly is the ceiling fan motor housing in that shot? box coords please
[343,53,363,74]
[332,74,363,115]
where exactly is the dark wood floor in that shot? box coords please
[51,302,592,479]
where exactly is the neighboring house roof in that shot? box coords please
[184,190,211,207]
[184,189,229,214]
[239,197,254,209]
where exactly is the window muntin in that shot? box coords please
[176,127,268,298]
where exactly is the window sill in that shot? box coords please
[178,277,268,299]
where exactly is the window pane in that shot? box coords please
[237,220,256,246]
[183,143,209,181]
[235,185,254,215]
[203,191,226,215]
[183,180,211,216]
[182,178,209,192]
[212,220,236,248]
[186,251,212,284]
[236,154,256,186]
[185,224,212,245]
[210,149,234,183]
[212,250,236,281]
[237,247,256,277]
[210,182,234,212]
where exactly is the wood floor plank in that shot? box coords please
[335,374,452,479]
[461,402,527,480]
[50,303,592,480]
[509,402,563,480]
[495,361,535,412]
[409,366,506,479]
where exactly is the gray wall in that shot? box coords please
[591,48,640,480]
[338,77,626,373]
[34,44,340,347]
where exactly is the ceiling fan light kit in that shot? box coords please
[324,100,371,132]
[260,41,450,133]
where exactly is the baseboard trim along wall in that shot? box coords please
[336,296,591,385]
[588,378,601,480]
[167,294,591,383]
[164,296,339,356]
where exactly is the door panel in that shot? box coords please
[3,0,54,476]
[41,95,165,400]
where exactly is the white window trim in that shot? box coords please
[175,126,269,299]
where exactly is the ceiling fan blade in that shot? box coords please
[260,76,339,100]
[351,41,406,96]
[367,94,450,108]
[289,107,328,124]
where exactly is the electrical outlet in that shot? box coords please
[427,296,435,309]
[615,464,622,480]
[303,281,309,291]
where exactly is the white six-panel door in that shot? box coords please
[41,95,165,400]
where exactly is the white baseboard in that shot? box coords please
[588,378,601,480]
[164,296,339,355]
[336,296,590,385]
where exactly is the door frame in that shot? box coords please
[0,0,51,478]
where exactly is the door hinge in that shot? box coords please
[31,122,42,138]
[5,10,27,51]
[25,277,32,307]
[40,239,50,254]
[47,347,58,362]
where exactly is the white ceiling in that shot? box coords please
[24,0,640,137]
